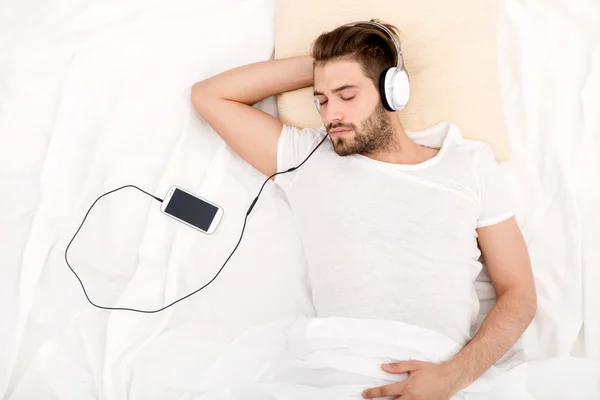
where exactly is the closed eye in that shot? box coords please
[319,96,355,106]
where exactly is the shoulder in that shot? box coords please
[431,123,497,175]
[413,121,499,168]
[276,124,331,188]
[444,127,500,173]
[451,137,510,205]
[458,140,497,165]
[436,125,506,200]
[280,124,328,141]
[277,124,330,163]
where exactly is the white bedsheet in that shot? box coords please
[1,0,599,398]
[497,0,600,359]
[136,317,600,400]
[0,0,316,397]
[8,315,600,399]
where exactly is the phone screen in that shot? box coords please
[164,188,218,231]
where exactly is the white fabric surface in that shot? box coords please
[0,0,317,397]
[496,0,600,359]
[274,121,514,347]
[1,0,599,398]
[142,315,600,400]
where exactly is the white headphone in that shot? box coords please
[313,20,410,113]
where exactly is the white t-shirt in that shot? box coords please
[274,121,514,346]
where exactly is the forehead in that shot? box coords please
[313,59,370,93]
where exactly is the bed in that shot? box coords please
[1,0,599,398]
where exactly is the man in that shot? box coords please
[191,19,537,400]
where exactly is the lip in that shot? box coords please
[329,128,352,136]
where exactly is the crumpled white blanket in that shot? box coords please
[8,314,600,399]
[189,316,600,400]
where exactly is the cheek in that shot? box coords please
[354,99,379,126]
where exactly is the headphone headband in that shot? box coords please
[340,20,402,68]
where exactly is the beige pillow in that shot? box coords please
[274,0,510,161]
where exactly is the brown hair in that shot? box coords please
[311,18,400,87]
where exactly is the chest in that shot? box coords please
[286,153,480,256]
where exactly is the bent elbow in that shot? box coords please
[524,290,538,324]
[191,81,208,112]
[530,293,538,319]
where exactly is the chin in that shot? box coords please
[332,139,357,157]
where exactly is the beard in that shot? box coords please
[327,103,397,157]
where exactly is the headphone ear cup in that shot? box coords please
[313,96,321,113]
[391,69,410,110]
[378,67,395,112]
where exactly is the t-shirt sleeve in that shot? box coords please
[474,143,515,228]
[274,124,326,193]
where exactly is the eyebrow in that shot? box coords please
[313,84,359,96]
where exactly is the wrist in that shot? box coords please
[441,358,471,393]
[272,55,314,90]
[295,55,315,86]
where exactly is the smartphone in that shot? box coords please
[160,186,223,234]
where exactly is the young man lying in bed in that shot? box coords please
[191,19,537,400]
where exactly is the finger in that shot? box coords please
[362,382,406,399]
[381,361,421,374]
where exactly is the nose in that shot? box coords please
[322,100,344,126]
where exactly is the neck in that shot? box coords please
[364,117,436,165]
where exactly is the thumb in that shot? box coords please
[381,361,420,374]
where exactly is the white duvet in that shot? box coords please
[1,0,599,398]
[10,315,600,399]
[136,317,600,400]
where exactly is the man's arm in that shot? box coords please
[362,217,537,400]
[446,216,537,390]
[191,56,314,178]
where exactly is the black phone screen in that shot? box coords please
[164,188,218,231]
